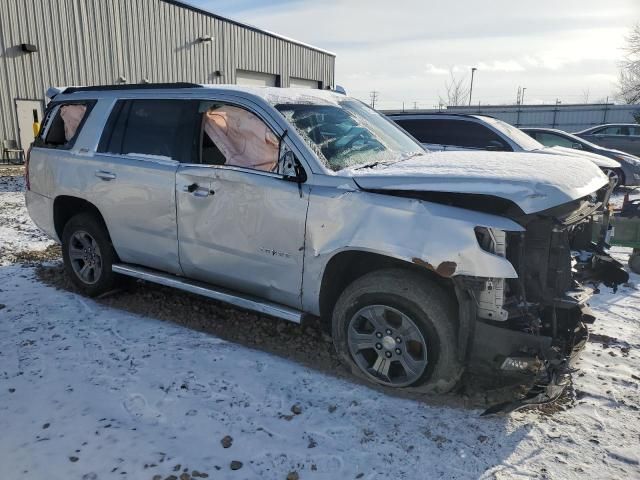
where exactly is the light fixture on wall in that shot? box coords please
[140,78,151,84]
[213,70,223,77]
[117,75,127,83]
[21,43,37,53]
[197,35,213,43]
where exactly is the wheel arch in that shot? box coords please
[53,195,111,243]
[317,249,457,329]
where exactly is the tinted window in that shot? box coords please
[36,101,94,149]
[596,126,632,136]
[535,132,575,148]
[99,99,200,161]
[395,118,510,150]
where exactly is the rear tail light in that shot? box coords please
[25,145,32,190]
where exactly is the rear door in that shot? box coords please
[92,98,200,275]
[176,99,308,308]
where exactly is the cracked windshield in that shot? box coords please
[275,99,424,171]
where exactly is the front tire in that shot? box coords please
[331,269,461,393]
[61,213,117,297]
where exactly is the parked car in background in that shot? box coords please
[387,113,622,185]
[523,127,640,187]
[26,84,626,412]
[574,123,640,157]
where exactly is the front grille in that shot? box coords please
[507,218,573,304]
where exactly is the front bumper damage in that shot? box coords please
[460,183,628,414]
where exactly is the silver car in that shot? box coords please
[574,123,640,157]
[26,84,626,411]
[523,127,640,186]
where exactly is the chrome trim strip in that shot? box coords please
[112,263,302,323]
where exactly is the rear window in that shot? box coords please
[98,99,200,161]
[35,101,94,149]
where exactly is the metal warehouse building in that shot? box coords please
[0,0,335,152]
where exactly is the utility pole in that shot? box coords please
[521,87,527,105]
[369,91,379,109]
[413,101,418,110]
[516,86,521,105]
[468,67,477,106]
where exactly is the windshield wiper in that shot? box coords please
[354,161,387,170]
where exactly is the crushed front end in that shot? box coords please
[462,182,628,413]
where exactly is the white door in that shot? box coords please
[289,77,320,89]
[235,69,278,87]
[15,99,44,149]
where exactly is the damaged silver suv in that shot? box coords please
[26,83,627,411]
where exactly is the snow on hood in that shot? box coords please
[539,146,621,168]
[346,150,608,214]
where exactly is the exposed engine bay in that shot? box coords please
[376,181,629,413]
[469,182,628,412]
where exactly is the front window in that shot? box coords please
[274,99,423,171]
[481,117,543,151]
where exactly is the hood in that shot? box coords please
[347,151,608,214]
[539,146,621,168]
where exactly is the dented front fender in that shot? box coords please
[302,186,524,315]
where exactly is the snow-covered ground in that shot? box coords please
[1,169,640,479]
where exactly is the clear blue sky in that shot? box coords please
[191,0,639,108]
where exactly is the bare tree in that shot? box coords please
[439,69,470,107]
[617,23,640,104]
[581,88,590,104]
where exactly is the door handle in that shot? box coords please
[95,170,116,181]
[184,183,215,197]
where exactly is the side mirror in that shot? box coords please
[571,142,583,150]
[279,150,307,182]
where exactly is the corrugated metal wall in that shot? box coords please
[0,0,335,146]
[384,104,640,133]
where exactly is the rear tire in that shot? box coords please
[331,269,462,393]
[61,213,117,297]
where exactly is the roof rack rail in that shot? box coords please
[62,82,203,94]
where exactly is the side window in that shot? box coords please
[598,126,628,136]
[446,120,510,150]
[537,132,574,148]
[395,118,509,150]
[36,102,93,149]
[98,99,200,161]
[200,103,279,172]
[394,119,438,144]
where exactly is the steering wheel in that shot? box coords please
[335,127,368,150]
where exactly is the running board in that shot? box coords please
[112,264,302,323]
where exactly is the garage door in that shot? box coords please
[289,77,320,89]
[235,70,278,87]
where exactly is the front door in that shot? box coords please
[15,99,44,149]
[176,101,308,308]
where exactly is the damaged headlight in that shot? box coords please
[473,227,510,322]
[475,227,506,256]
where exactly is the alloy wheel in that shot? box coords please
[347,304,428,387]
[68,230,103,285]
